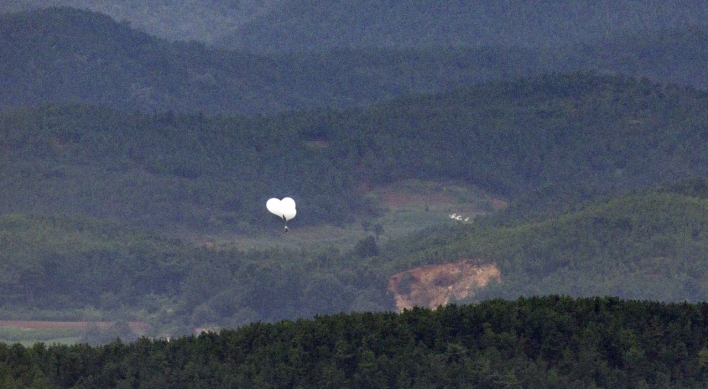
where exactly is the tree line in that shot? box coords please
[3,296,708,388]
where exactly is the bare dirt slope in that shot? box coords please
[388,259,501,311]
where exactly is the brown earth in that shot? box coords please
[379,190,457,209]
[388,259,501,311]
[373,179,502,214]
[0,320,149,333]
[490,198,508,210]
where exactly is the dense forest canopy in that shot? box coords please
[4,297,708,388]
[2,73,707,233]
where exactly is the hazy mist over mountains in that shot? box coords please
[219,0,708,52]
[0,0,283,43]
[3,0,708,51]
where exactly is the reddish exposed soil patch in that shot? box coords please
[380,190,456,209]
[388,259,501,311]
[0,320,149,333]
[490,198,508,210]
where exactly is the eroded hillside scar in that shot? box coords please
[388,259,501,311]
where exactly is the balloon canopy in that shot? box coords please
[266,197,297,222]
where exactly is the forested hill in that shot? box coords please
[4,180,708,337]
[0,7,291,114]
[564,25,708,91]
[2,73,708,232]
[4,7,708,114]
[386,183,708,303]
[0,0,282,44]
[7,0,708,47]
[221,0,708,52]
[5,0,708,49]
[4,297,708,388]
[340,73,708,196]
[0,7,542,114]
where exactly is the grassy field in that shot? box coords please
[186,179,503,251]
[0,326,83,347]
[0,320,149,346]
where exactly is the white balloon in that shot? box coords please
[266,198,282,217]
[282,207,296,221]
[281,197,296,210]
[266,197,297,221]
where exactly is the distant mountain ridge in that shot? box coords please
[3,0,708,51]
[3,7,708,115]
[220,0,708,52]
[0,0,284,43]
[0,7,543,114]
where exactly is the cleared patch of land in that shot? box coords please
[388,259,502,311]
[0,320,150,346]
[0,320,149,332]
[187,179,505,251]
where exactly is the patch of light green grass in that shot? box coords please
[0,327,83,345]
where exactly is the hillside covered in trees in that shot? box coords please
[0,7,539,114]
[4,2,708,383]
[5,0,708,51]
[3,59,708,337]
[3,297,708,388]
[392,183,708,303]
[2,73,708,233]
[4,179,708,337]
[220,0,708,52]
[3,7,708,114]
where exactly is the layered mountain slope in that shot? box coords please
[386,184,708,303]
[222,0,708,51]
[5,182,708,334]
[4,0,708,49]
[0,0,283,43]
[2,73,708,232]
[4,7,708,115]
